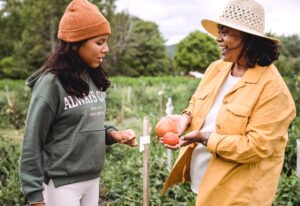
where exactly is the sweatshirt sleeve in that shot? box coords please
[207,87,296,164]
[104,125,118,145]
[19,96,56,203]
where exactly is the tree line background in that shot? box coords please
[1,0,299,79]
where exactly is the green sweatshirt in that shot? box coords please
[19,72,117,203]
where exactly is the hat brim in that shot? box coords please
[201,19,280,43]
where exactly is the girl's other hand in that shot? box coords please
[109,129,138,147]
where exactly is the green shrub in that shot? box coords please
[100,139,195,205]
[0,76,299,205]
[0,80,31,129]
[283,117,300,174]
[0,136,26,205]
[273,172,300,206]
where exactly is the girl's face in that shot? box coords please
[216,25,245,63]
[78,35,109,69]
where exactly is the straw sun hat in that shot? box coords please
[201,0,279,42]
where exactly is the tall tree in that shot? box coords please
[108,16,169,76]
[174,31,220,74]
[275,34,300,76]
[0,0,23,59]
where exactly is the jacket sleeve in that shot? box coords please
[19,96,56,203]
[207,86,296,164]
[104,125,118,145]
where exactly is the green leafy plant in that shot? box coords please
[0,136,26,205]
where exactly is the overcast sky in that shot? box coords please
[115,0,300,45]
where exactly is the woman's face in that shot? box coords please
[216,25,245,63]
[78,35,109,69]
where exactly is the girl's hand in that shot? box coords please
[109,129,138,147]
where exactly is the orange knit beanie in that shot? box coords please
[58,0,111,42]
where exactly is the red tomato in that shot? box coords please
[163,132,179,146]
[155,117,177,138]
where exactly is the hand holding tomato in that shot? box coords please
[155,117,177,138]
[164,114,191,135]
[155,114,191,138]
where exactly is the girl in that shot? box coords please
[19,0,137,205]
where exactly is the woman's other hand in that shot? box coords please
[160,130,210,150]
[181,130,210,147]
[167,114,191,135]
[109,129,138,147]
[159,137,187,150]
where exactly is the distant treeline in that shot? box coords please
[0,0,300,78]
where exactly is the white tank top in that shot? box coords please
[190,71,241,194]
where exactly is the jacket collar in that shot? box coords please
[217,60,268,84]
[243,64,268,84]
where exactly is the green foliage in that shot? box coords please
[174,31,220,74]
[279,35,300,58]
[273,172,300,206]
[0,56,28,79]
[0,136,26,205]
[0,77,299,205]
[0,79,31,129]
[275,34,300,77]
[106,76,199,121]
[101,140,195,205]
[108,15,170,76]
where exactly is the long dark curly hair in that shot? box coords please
[240,33,280,68]
[31,40,111,98]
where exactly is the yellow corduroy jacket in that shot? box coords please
[161,60,296,206]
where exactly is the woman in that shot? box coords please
[161,0,296,205]
[19,0,137,205]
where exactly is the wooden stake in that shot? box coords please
[142,116,150,206]
[165,97,173,172]
[4,85,13,107]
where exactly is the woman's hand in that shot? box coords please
[160,130,210,150]
[159,137,186,150]
[166,114,191,135]
[109,129,138,147]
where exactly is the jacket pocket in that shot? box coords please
[223,103,251,134]
[194,91,210,115]
[65,129,106,176]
